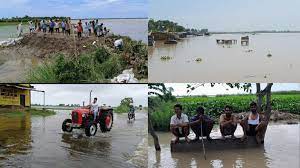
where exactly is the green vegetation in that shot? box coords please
[0,15,68,23]
[148,19,186,32]
[115,97,133,113]
[149,91,300,131]
[148,19,203,34]
[27,35,147,83]
[0,108,56,118]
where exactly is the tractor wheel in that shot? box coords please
[62,119,73,132]
[100,111,113,132]
[85,122,97,137]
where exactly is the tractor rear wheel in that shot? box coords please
[100,111,113,132]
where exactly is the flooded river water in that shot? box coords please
[148,123,300,168]
[149,33,300,82]
[0,109,147,168]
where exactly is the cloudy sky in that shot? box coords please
[31,84,148,106]
[0,0,148,18]
[165,83,300,96]
[150,0,300,32]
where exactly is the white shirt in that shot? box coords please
[114,39,123,47]
[170,113,189,125]
[248,113,260,125]
[91,102,99,113]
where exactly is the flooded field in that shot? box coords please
[0,109,147,168]
[149,33,300,82]
[148,123,300,168]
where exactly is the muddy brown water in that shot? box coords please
[148,123,300,168]
[0,110,147,168]
[149,33,300,82]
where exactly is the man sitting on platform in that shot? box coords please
[240,102,267,144]
[189,106,214,141]
[170,104,191,143]
[219,105,237,140]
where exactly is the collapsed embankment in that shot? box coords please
[0,33,147,82]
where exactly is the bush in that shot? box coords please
[27,47,126,83]
[97,54,125,79]
[27,61,57,83]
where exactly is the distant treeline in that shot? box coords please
[0,15,70,22]
[148,19,203,33]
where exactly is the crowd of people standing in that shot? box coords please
[24,18,110,39]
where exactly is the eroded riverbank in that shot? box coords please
[0,32,148,82]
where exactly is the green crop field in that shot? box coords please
[149,91,300,131]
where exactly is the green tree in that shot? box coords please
[148,83,176,151]
[115,97,133,113]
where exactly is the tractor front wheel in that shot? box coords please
[85,122,97,137]
[62,119,73,132]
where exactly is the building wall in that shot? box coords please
[0,86,31,107]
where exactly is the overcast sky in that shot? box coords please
[0,0,148,18]
[31,84,148,106]
[165,83,300,96]
[150,0,300,32]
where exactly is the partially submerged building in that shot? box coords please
[0,84,33,107]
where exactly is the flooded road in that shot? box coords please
[0,109,147,168]
[148,123,300,168]
[149,33,300,82]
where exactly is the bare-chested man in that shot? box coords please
[219,105,237,139]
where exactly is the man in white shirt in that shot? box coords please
[240,102,267,143]
[170,104,190,143]
[91,97,99,121]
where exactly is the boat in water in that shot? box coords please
[164,39,177,44]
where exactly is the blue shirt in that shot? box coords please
[61,22,65,28]
[50,21,55,28]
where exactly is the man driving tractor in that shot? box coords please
[91,97,99,121]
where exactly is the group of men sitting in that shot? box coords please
[170,102,267,144]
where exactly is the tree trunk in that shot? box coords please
[256,83,273,141]
[148,113,161,151]
[264,84,273,122]
[256,83,263,113]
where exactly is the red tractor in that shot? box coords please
[62,106,113,136]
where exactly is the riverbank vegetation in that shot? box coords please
[148,19,201,33]
[150,91,300,131]
[0,15,68,23]
[0,108,56,117]
[20,34,147,83]
[148,19,186,32]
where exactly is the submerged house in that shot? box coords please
[0,84,33,107]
